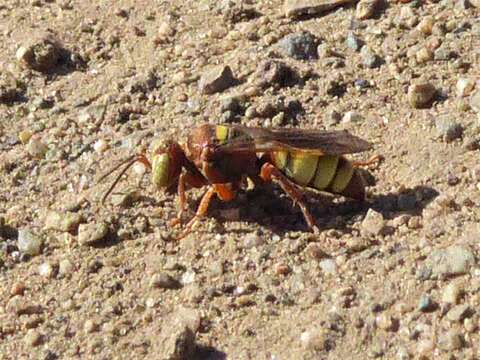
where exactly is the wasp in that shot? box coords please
[101,124,374,238]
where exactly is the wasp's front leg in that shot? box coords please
[177,186,216,239]
[169,172,187,227]
[260,162,319,233]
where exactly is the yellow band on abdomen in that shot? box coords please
[312,155,339,190]
[285,153,319,186]
[330,160,354,193]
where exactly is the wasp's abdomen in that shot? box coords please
[271,152,365,200]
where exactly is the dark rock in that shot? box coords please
[278,32,319,60]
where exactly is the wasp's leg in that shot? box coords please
[178,186,216,239]
[260,162,319,233]
[352,154,383,169]
[169,173,187,227]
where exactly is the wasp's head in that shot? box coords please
[150,140,184,189]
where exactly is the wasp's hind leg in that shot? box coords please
[260,162,319,233]
[352,155,383,169]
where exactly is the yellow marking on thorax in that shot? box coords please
[312,155,339,190]
[215,125,229,143]
[330,160,354,193]
[285,152,319,186]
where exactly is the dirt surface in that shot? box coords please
[1,0,480,359]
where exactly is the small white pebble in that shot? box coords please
[133,162,146,176]
[38,262,54,278]
[84,319,99,333]
[93,139,108,153]
[456,78,476,98]
[342,111,363,123]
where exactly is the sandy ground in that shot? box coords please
[1,0,480,359]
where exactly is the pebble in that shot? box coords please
[361,46,380,68]
[24,329,43,347]
[361,209,385,236]
[356,0,381,20]
[150,272,180,289]
[84,319,99,333]
[26,138,48,158]
[198,65,236,94]
[243,233,265,248]
[446,304,472,322]
[274,262,291,276]
[10,282,26,296]
[437,330,463,351]
[38,262,56,278]
[417,16,434,35]
[154,323,196,359]
[417,339,435,356]
[300,327,329,351]
[426,245,475,279]
[44,210,83,232]
[376,313,395,331]
[470,0,480,8]
[345,32,363,51]
[319,259,337,274]
[456,78,476,97]
[0,74,21,104]
[407,82,436,109]
[284,0,353,18]
[415,47,433,63]
[342,110,363,123]
[58,259,74,276]
[256,60,298,88]
[18,130,33,144]
[77,222,108,246]
[435,118,463,142]
[93,139,108,153]
[278,32,318,60]
[17,229,43,256]
[417,295,436,312]
[220,97,242,114]
[470,89,480,113]
[16,34,62,72]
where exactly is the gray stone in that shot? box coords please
[426,245,475,279]
[446,304,472,322]
[361,46,381,68]
[319,259,337,274]
[437,330,464,351]
[77,222,108,246]
[435,118,463,142]
[150,273,180,289]
[278,32,319,60]
[284,0,356,18]
[470,89,480,113]
[361,209,386,236]
[152,308,200,359]
[199,65,236,94]
[345,32,363,51]
[17,229,43,256]
[44,210,83,232]
[16,34,63,72]
[418,295,436,312]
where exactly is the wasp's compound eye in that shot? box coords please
[152,153,170,188]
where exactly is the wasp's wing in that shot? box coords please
[215,125,372,155]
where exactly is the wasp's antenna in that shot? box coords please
[101,154,151,204]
